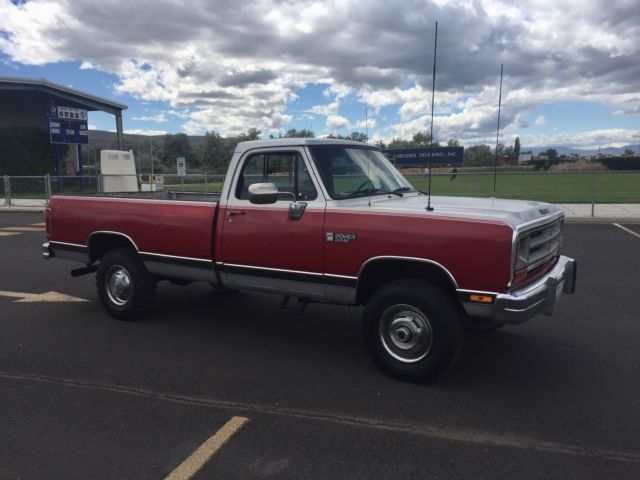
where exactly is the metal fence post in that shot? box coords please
[591,173,596,217]
[205,172,208,192]
[45,174,51,199]
[98,174,103,193]
[4,175,11,207]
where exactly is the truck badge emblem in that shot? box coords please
[326,232,357,244]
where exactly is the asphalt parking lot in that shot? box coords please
[1,212,640,479]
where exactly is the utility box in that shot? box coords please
[100,150,138,193]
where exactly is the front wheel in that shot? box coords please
[362,280,463,382]
[96,248,156,320]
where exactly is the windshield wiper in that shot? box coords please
[341,188,403,200]
[391,187,416,195]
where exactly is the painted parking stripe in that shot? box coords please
[0,290,88,303]
[0,227,45,232]
[31,222,46,226]
[165,416,249,480]
[613,223,640,240]
[0,232,20,237]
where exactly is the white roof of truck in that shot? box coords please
[235,138,373,153]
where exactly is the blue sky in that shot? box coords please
[1,0,639,149]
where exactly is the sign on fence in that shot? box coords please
[177,157,186,176]
[384,147,464,166]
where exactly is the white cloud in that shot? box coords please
[0,0,639,145]
[535,115,546,127]
[326,114,349,132]
[132,113,168,123]
[124,129,168,136]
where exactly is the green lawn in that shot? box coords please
[405,172,640,203]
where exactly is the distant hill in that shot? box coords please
[525,145,638,156]
[88,130,207,148]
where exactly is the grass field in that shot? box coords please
[5,171,640,203]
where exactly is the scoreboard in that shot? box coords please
[48,103,89,145]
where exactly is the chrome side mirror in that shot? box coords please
[248,182,278,204]
[289,201,307,220]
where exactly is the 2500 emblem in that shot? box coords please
[326,232,357,244]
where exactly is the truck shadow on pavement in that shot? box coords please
[136,282,582,390]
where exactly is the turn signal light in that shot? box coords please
[470,294,493,304]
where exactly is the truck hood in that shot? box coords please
[336,194,563,228]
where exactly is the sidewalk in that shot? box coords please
[1,198,639,221]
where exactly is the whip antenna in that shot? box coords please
[426,21,438,212]
[493,63,504,194]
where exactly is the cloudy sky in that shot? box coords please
[1,0,639,149]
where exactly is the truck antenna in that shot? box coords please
[364,95,369,144]
[493,63,504,194]
[426,21,438,212]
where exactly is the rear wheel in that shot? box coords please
[96,248,156,320]
[362,280,463,382]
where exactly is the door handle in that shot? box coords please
[226,210,245,217]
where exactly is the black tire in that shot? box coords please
[96,248,156,320]
[209,282,239,294]
[362,280,463,383]
[461,314,504,332]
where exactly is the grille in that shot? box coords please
[515,219,563,272]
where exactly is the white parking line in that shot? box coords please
[0,232,19,237]
[0,226,45,232]
[0,290,89,303]
[613,223,640,240]
[165,416,249,480]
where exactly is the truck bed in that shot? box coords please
[57,191,222,203]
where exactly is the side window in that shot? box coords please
[236,152,318,201]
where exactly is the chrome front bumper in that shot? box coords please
[493,255,576,324]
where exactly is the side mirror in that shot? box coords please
[248,183,278,204]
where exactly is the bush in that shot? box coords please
[600,157,640,171]
[0,127,68,175]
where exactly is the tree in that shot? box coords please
[387,138,413,149]
[412,131,440,147]
[446,138,460,147]
[623,149,635,157]
[544,148,558,161]
[238,128,261,141]
[326,131,368,143]
[161,133,197,170]
[514,137,521,155]
[199,131,232,171]
[463,144,493,166]
[282,128,314,138]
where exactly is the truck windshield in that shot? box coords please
[309,146,414,200]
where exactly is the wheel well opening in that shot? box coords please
[356,260,458,305]
[88,234,136,263]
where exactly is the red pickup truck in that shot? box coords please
[43,139,576,382]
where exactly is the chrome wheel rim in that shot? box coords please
[106,265,132,306]
[379,304,433,363]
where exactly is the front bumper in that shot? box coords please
[460,255,577,325]
[493,255,576,324]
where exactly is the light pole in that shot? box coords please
[633,133,640,156]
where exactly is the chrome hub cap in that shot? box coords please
[106,265,132,306]
[379,304,433,363]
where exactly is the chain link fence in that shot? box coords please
[2,171,638,217]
